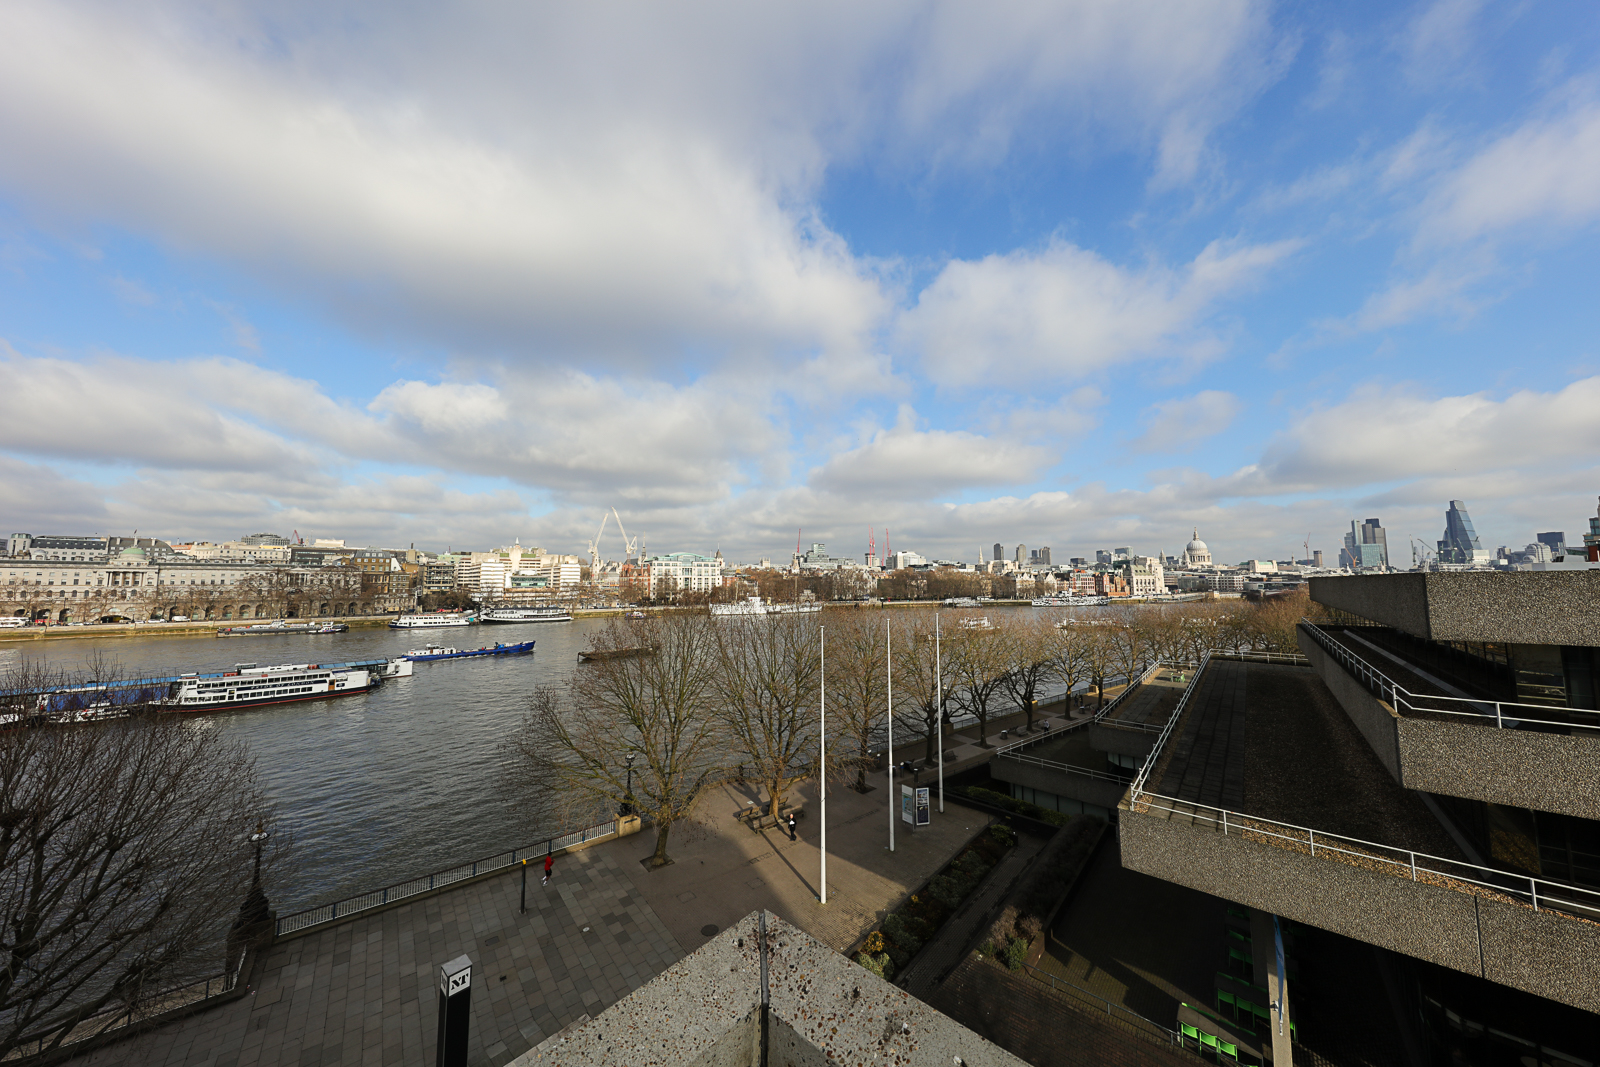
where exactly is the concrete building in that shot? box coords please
[1,547,366,622]
[640,552,723,596]
[6,533,110,561]
[1113,570,1600,1063]
[172,540,293,564]
[1341,517,1390,571]
[993,541,1004,562]
[238,532,291,546]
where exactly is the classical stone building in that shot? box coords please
[0,546,369,622]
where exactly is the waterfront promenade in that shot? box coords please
[66,765,993,1067]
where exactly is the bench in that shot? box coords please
[735,804,804,833]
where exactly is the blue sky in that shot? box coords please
[2,0,1599,565]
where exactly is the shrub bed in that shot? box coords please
[978,814,1105,970]
[854,823,1014,979]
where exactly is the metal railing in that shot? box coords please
[9,947,250,1058]
[1127,652,1212,799]
[994,750,1131,785]
[274,818,619,937]
[1300,621,1600,734]
[1021,963,1180,1046]
[992,664,1161,758]
[1128,790,1600,923]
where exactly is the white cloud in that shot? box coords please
[1241,376,1600,494]
[1131,391,1242,453]
[1420,98,1600,242]
[0,1,1283,366]
[899,238,1296,386]
[806,408,1052,500]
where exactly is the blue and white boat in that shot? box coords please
[402,640,536,662]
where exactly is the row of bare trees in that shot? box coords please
[502,591,1316,868]
[0,659,286,1059]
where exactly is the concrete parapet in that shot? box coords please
[1119,803,1600,1014]
[1309,571,1600,647]
[1089,722,1159,758]
[515,911,1030,1066]
[1302,626,1600,820]
[1298,627,1403,781]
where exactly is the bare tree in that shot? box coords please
[0,683,282,1058]
[503,614,723,868]
[947,615,1010,747]
[822,611,890,792]
[998,614,1058,733]
[712,613,820,819]
[893,612,951,764]
[1108,609,1158,694]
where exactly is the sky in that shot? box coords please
[2,0,1599,566]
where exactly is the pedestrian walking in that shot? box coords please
[786,811,796,841]
[543,853,554,886]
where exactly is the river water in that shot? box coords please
[0,621,610,913]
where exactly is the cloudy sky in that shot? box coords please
[2,0,1598,565]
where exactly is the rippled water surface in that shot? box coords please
[0,621,609,912]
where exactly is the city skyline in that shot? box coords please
[2,2,1599,564]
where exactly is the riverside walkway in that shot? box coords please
[68,766,991,1067]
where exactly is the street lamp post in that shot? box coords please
[622,753,637,816]
[248,824,270,890]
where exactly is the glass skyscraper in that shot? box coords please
[1437,500,1489,565]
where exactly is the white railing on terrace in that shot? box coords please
[1125,647,1600,925]
[994,662,1163,758]
[274,818,619,937]
[1127,652,1212,799]
[1300,621,1600,734]
[1129,790,1600,923]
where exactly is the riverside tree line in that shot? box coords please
[503,592,1316,868]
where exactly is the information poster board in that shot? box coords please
[901,784,914,824]
[914,787,931,826]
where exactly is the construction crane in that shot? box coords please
[1409,536,1433,571]
[587,511,611,573]
[610,508,639,563]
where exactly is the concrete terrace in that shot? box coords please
[67,764,990,1067]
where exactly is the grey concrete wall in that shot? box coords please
[1303,623,1600,820]
[1309,572,1600,647]
[1395,718,1600,821]
[1119,808,1600,1014]
[523,912,1030,1066]
[1089,722,1157,758]
[989,757,1127,809]
[1299,627,1403,782]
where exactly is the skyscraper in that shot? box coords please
[1437,500,1489,565]
[1038,546,1052,565]
[1015,544,1026,564]
[1342,518,1389,570]
[1537,532,1567,556]
[993,542,1003,562]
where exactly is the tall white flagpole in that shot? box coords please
[819,624,827,904]
[887,617,894,853]
[936,612,944,813]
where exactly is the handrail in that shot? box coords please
[1128,790,1600,923]
[996,751,1130,784]
[992,663,1159,758]
[274,817,619,937]
[1300,621,1600,734]
[1020,963,1179,1045]
[1127,651,1211,799]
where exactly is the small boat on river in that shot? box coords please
[403,640,536,662]
[217,621,349,637]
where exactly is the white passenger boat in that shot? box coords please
[389,611,476,629]
[709,596,821,616]
[165,662,380,712]
[479,605,573,624]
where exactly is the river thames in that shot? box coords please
[0,620,611,913]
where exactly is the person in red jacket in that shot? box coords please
[543,853,554,886]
